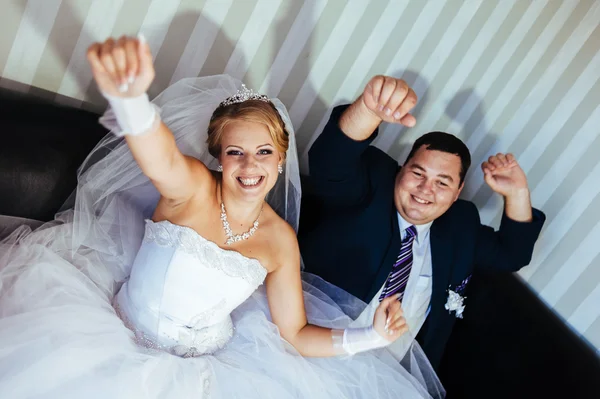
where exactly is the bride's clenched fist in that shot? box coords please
[86,35,155,98]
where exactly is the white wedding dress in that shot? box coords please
[0,76,443,398]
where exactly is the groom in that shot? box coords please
[298,75,545,370]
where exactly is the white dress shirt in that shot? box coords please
[351,213,433,356]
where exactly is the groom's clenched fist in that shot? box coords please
[361,75,417,127]
[338,75,418,141]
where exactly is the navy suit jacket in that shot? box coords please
[298,105,546,370]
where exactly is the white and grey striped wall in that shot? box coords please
[1,0,598,352]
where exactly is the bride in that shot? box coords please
[0,35,443,398]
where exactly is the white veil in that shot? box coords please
[59,75,301,294]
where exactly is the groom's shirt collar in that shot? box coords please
[397,213,433,245]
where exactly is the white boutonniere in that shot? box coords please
[445,289,466,319]
[445,275,471,319]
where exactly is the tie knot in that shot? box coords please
[405,225,417,239]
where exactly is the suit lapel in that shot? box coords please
[425,220,455,341]
[366,202,401,301]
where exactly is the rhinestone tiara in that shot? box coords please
[219,84,270,107]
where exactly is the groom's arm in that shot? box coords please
[474,206,546,272]
[308,76,417,206]
[474,154,546,272]
[307,104,379,206]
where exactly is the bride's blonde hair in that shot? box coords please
[207,100,289,160]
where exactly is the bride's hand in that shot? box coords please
[373,294,409,342]
[86,35,155,98]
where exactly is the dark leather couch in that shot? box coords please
[0,87,107,222]
[438,271,600,398]
[1,86,598,398]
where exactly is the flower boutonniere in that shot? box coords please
[445,275,471,319]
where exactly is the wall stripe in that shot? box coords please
[521,129,600,288]
[288,0,370,150]
[568,282,600,337]
[259,0,327,97]
[462,1,595,204]
[398,0,535,156]
[453,0,575,146]
[149,1,208,98]
[1,0,599,352]
[110,0,153,39]
[521,126,600,282]
[242,0,304,91]
[476,22,600,224]
[2,0,61,88]
[302,0,411,167]
[359,0,449,155]
[382,0,488,161]
[223,0,283,81]
[487,58,600,228]
[79,0,155,107]
[584,316,600,353]
[440,0,557,145]
[139,0,183,62]
[297,0,396,166]
[523,92,600,215]
[526,160,600,297]
[554,231,600,316]
[275,1,346,111]
[0,1,25,82]
[55,0,125,106]
[30,1,95,97]
[363,2,442,152]
[537,192,600,301]
[169,0,233,86]
[198,0,259,78]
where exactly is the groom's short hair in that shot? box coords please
[405,132,471,185]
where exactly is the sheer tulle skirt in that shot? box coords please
[0,217,443,398]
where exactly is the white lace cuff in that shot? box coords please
[99,92,161,137]
[332,326,389,355]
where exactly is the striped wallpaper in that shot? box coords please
[1,0,599,353]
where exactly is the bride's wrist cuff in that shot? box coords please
[332,327,389,355]
[101,92,161,137]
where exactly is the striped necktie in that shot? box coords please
[379,225,417,302]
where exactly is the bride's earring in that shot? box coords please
[278,164,283,174]
[217,165,223,172]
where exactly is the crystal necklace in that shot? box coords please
[220,202,263,245]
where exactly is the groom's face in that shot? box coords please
[394,146,464,225]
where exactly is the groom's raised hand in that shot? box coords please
[339,75,418,141]
[362,75,417,127]
[481,153,529,197]
[482,153,533,222]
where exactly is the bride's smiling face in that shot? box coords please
[219,120,283,202]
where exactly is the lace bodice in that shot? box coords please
[115,219,268,357]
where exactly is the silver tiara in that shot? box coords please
[219,84,270,107]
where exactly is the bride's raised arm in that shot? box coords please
[266,225,409,357]
[86,35,212,204]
